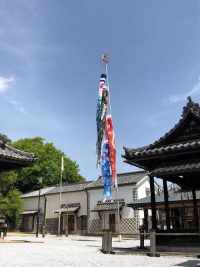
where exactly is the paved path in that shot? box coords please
[0,234,199,267]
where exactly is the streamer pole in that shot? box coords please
[102,54,121,239]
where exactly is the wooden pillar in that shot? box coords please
[163,179,170,230]
[144,208,148,230]
[42,197,47,238]
[192,188,199,229]
[149,175,157,230]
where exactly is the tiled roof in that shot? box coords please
[149,97,200,148]
[0,140,37,164]
[20,210,38,215]
[123,97,200,159]
[54,207,80,213]
[86,171,148,189]
[127,190,200,208]
[124,140,200,159]
[21,187,55,198]
[91,199,125,212]
[21,172,148,198]
[151,159,200,176]
[46,181,92,195]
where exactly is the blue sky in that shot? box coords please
[0,0,199,180]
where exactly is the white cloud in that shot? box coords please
[163,77,200,104]
[8,99,29,116]
[0,76,15,93]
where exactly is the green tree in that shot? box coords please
[0,189,23,229]
[12,137,85,193]
[0,171,22,228]
[0,171,18,196]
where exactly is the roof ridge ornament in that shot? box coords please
[182,96,200,118]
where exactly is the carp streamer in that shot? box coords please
[96,54,117,201]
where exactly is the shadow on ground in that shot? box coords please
[174,260,200,267]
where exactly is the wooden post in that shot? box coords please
[147,229,160,257]
[103,230,112,254]
[42,197,47,238]
[163,179,170,230]
[149,175,157,230]
[192,189,199,229]
[144,208,148,230]
[150,229,156,256]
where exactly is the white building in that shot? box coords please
[87,171,149,234]
[19,171,149,235]
[18,187,55,232]
[45,182,91,235]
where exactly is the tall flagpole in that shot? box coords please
[58,156,64,236]
[102,54,121,239]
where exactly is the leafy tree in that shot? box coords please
[12,137,85,193]
[0,171,22,228]
[0,189,23,229]
[0,171,18,196]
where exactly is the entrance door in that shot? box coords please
[68,215,75,232]
[63,215,75,233]
[109,214,115,232]
[23,216,34,231]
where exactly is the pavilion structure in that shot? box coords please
[123,97,200,244]
[0,139,36,235]
[0,140,37,171]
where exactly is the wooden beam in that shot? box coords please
[149,175,157,230]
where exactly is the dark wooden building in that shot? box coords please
[0,139,36,232]
[0,140,37,170]
[123,97,200,243]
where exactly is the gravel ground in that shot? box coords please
[0,233,199,267]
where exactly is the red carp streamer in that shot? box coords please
[106,115,117,187]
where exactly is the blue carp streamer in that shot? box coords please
[101,142,112,202]
[96,74,108,165]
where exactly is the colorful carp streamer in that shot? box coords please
[96,74,108,165]
[106,115,117,187]
[96,64,117,201]
[101,142,112,201]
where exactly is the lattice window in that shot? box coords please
[133,188,138,201]
[120,218,139,233]
[87,192,90,219]
[88,219,101,233]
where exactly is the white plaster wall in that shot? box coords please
[89,185,136,220]
[137,178,150,199]
[121,206,134,218]
[22,197,45,213]
[137,177,150,225]
[89,189,103,220]
[45,191,87,219]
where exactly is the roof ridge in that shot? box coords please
[149,97,200,148]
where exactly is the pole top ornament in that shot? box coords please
[102,54,109,65]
